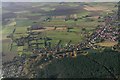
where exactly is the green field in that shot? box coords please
[2,15,98,55]
[46,30,83,46]
[2,2,117,56]
[2,2,120,78]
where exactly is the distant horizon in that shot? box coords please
[1,0,119,2]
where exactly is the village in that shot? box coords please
[1,2,120,79]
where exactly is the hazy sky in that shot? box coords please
[1,0,119,2]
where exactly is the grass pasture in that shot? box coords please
[46,30,84,46]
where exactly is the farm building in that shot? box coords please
[30,25,45,30]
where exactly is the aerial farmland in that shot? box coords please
[1,2,120,79]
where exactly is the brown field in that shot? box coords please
[87,16,99,19]
[84,5,107,11]
[2,39,18,63]
[32,27,67,32]
[97,41,118,47]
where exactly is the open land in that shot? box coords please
[1,2,120,79]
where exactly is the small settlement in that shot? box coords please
[2,2,120,78]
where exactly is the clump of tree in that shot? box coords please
[81,28,87,34]
[67,27,73,32]
[74,18,78,21]
[82,28,86,32]
[54,26,57,30]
